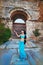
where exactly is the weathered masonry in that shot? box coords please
[0,0,43,39]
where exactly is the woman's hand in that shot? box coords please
[14,30,16,33]
[14,30,20,37]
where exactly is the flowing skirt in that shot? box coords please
[19,41,27,59]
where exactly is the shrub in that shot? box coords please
[33,29,40,37]
[0,23,11,45]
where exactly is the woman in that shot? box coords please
[14,30,27,60]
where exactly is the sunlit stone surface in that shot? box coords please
[0,40,43,65]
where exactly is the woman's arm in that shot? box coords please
[14,30,20,37]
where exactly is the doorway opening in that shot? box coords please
[13,18,26,39]
[10,10,28,39]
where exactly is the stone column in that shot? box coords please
[26,20,34,38]
[8,20,13,31]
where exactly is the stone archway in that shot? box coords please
[10,8,31,38]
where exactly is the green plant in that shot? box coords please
[33,29,40,37]
[33,29,40,42]
[0,23,11,45]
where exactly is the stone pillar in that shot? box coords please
[26,20,34,38]
[4,19,13,32]
[8,20,13,31]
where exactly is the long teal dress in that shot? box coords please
[19,34,27,59]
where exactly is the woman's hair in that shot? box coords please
[24,30,26,44]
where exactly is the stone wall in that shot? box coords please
[0,0,43,40]
[26,20,43,38]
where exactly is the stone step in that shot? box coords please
[0,40,37,49]
[10,54,29,65]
